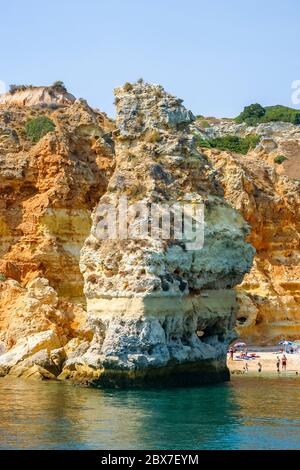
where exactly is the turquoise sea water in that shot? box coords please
[0,376,300,450]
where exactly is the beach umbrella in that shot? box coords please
[278,340,295,352]
[233,342,246,348]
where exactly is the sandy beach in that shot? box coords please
[227,351,300,378]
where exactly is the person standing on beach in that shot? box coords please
[276,356,280,373]
[282,355,287,371]
[258,362,262,373]
[229,347,234,360]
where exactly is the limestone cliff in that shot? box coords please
[194,118,300,343]
[205,149,300,343]
[0,87,114,366]
[3,81,295,385]
[195,119,300,180]
[71,82,254,387]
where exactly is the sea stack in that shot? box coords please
[76,81,255,387]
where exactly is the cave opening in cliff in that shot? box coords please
[197,318,226,343]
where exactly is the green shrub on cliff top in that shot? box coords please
[195,134,260,154]
[235,103,265,126]
[236,104,300,126]
[263,105,300,124]
[52,80,66,89]
[25,116,56,142]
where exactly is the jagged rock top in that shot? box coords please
[80,82,254,299]
[114,81,195,137]
[110,81,222,201]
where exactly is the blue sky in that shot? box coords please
[1,0,299,117]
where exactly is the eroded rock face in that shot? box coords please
[75,82,254,386]
[0,277,87,351]
[193,117,300,343]
[0,90,114,378]
[195,119,300,180]
[0,97,114,297]
[205,149,300,344]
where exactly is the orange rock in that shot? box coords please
[0,88,115,356]
[207,149,300,343]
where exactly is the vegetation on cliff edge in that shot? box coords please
[194,134,260,154]
[236,104,300,126]
[9,84,34,94]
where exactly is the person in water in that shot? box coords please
[282,355,287,371]
[258,362,262,373]
[276,356,280,373]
